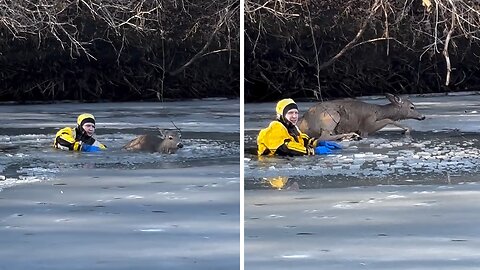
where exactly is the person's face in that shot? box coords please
[285,108,299,125]
[82,123,95,137]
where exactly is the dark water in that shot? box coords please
[0,100,240,190]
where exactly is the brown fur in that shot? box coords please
[123,129,183,154]
[298,93,425,140]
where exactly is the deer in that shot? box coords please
[297,93,426,140]
[123,128,183,154]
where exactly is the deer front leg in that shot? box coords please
[390,121,412,135]
[318,131,361,141]
[361,118,410,135]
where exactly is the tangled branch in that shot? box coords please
[244,0,480,101]
[0,0,240,101]
[422,0,480,85]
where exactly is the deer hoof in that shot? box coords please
[341,133,362,141]
[353,133,362,141]
[347,133,362,141]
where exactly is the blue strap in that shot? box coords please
[318,141,342,149]
[81,144,101,152]
[314,146,332,155]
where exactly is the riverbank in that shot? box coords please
[0,165,240,270]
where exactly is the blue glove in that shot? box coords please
[81,144,102,152]
[317,141,342,150]
[314,145,332,155]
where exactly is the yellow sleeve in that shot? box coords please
[257,121,286,155]
[257,121,313,156]
[284,140,310,155]
[53,127,81,151]
[301,132,319,148]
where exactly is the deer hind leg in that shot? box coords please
[316,110,360,141]
[319,110,340,135]
[123,135,147,150]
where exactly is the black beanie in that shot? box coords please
[283,103,298,117]
[79,117,95,127]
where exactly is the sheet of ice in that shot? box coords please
[0,165,239,270]
[245,183,480,270]
[0,99,240,133]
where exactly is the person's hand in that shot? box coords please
[81,144,102,152]
[92,140,107,149]
[314,145,332,155]
[318,141,342,150]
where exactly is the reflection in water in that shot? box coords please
[265,176,289,190]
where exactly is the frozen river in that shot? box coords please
[0,99,240,270]
[245,93,480,270]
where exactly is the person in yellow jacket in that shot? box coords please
[257,98,341,156]
[53,113,107,152]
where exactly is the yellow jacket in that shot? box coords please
[257,121,318,156]
[53,127,106,151]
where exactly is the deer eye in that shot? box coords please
[410,106,415,110]
[168,136,173,140]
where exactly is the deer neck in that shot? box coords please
[378,103,402,120]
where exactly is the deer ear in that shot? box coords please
[385,93,403,105]
[158,129,166,139]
